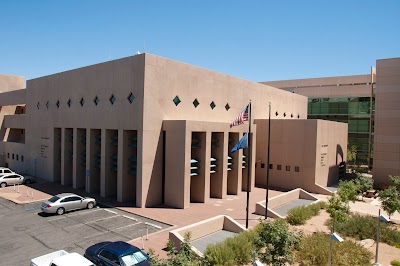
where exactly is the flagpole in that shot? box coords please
[246,101,252,228]
[265,102,271,219]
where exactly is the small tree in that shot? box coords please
[379,186,400,219]
[255,219,301,266]
[354,174,374,200]
[347,145,358,165]
[338,180,359,204]
[389,175,400,192]
[326,194,349,227]
[150,232,203,266]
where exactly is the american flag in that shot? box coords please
[230,104,249,128]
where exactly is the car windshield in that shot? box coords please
[48,196,60,203]
[120,250,148,266]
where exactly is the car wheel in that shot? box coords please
[24,179,31,185]
[0,182,6,188]
[56,207,65,215]
[87,202,94,209]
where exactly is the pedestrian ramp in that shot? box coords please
[169,215,245,257]
[255,188,319,219]
[191,230,237,254]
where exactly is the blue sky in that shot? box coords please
[0,1,399,82]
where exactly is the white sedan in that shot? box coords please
[0,173,31,188]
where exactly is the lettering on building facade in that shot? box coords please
[40,136,49,159]
[320,144,328,167]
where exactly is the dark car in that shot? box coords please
[84,241,150,266]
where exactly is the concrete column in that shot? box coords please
[85,129,90,193]
[250,130,257,189]
[242,131,249,192]
[117,129,123,202]
[89,129,101,194]
[72,128,78,189]
[61,128,66,185]
[53,128,62,183]
[221,131,228,197]
[190,132,207,203]
[100,129,106,197]
[164,121,190,208]
[227,132,241,195]
[62,128,73,186]
[136,129,143,207]
[204,131,211,201]
[210,132,226,198]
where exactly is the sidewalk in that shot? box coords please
[124,187,283,256]
[312,193,400,222]
[0,178,52,204]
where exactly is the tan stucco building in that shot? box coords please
[262,57,400,186]
[373,58,400,185]
[262,71,375,166]
[0,54,347,208]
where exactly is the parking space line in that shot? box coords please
[86,214,120,224]
[47,216,66,222]
[104,209,118,214]
[122,215,137,221]
[114,221,142,231]
[145,222,162,229]
[66,208,102,217]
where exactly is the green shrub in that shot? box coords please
[203,242,236,266]
[315,201,327,209]
[150,232,204,266]
[326,194,349,226]
[203,229,257,266]
[338,180,359,203]
[286,206,309,225]
[295,232,373,266]
[352,166,369,174]
[391,260,400,266]
[286,201,326,225]
[255,219,301,266]
[327,214,400,246]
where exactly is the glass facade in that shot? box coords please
[308,97,375,164]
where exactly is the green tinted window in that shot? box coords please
[348,102,358,114]
[329,102,338,113]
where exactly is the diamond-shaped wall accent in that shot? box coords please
[173,96,181,106]
[225,103,230,111]
[291,114,293,118]
[37,102,40,110]
[275,111,278,116]
[56,100,60,108]
[210,101,216,110]
[193,99,199,108]
[297,114,300,119]
[127,93,135,104]
[67,99,71,108]
[109,94,116,105]
[283,112,286,117]
[46,101,49,109]
[80,98,85,107]
[94,96,99,106]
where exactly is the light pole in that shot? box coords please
[328,225,343,266]
[328,226,332,266]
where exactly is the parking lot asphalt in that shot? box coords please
[0,197,168,265]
